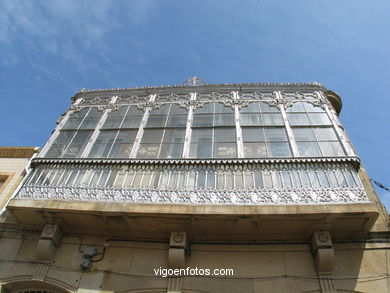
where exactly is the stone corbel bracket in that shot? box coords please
[310,230,337,293]
[37,224,63,262]
[168,231,188,269]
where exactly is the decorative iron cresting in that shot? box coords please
[17,185,368,205]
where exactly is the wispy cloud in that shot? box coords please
[0,0,156,68]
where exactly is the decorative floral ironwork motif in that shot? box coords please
[17,186,368,205]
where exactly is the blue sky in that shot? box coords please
[1,0,390,207]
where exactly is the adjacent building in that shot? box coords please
[1,79,389,293]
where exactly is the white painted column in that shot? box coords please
[276,91,299,157]
[182,93,196,158]
[129,94,156,158]
[233,91,245,158]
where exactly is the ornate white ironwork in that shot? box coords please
[182,76,207,87]
[17,185,368,205]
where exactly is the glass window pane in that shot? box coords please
[114,170,126,188]
[163,129,185,144]
[214,128,236,142]
[292,128,316,141]
[262,114,284,126]
[189,143,212,158]
[260,102,279,112]
[241,102,260,113]
[317,170,330,187]
[62,108,89,129]
[63,131,92,158]
[240,113,262,126]
[137,144,160,158]
[281,171,292,188]
[242,128,265,142]
[303,102,324,112]
[263,171,272,188]
[235,172,244,189]
[79,108,103,129]
[159,143,183,158]
[98,171,109,186]
[271,171,282,188]
[102,106,128,129]
[216,171,224,189]
[170,104,187,114]
[191,128,212,142]
[214,113,235,126]
[290,171,301,188]
[344,170,357,187]
[64,171,77,186]
[244,172,254,188]
[141,129,164,143]
[243,142,268,158]
[141,172,152,188]
[166,115,187,127]
[327,170,339,187]
[207,171,215,188]
[197,172,206,188]
[308,113,332,125]
[225,173,233,189]
[145,115,167,128]
[168,172,179,188]
[121,115,143,128]
[187,172,196,188]
[215,103,234,113]
[264,128,288,141]
[151,104,170,115]
[88,130,117,158]
[214,143,237,158]
[178,172,186,188]
[287,113,310,126]
[51,170,64,186]
[286,102,305,112]
[106,171,117,187]
[308,171,320,187]
[109,129,137,157]
[90,171,102,187]
[296,142,321,157]
[299,170,311,187]
[192,114,213,127]
[313,127,338,141]
[195,103,214,114]
[46,131,76,157]
[133,173,143,188]
[318,142,345,156]
[150,172,160,188]
[335,170,348,187]
[268,142,291,157]
[254,171,263,188]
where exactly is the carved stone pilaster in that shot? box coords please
[167,277,183,293]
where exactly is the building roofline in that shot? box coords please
[0,147,40,158]
[72,81,327,101]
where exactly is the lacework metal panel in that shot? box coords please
[17,161,369,205]
[17,186,367,205]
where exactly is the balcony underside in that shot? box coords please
[8,198,378,242]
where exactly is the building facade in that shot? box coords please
[1,80,389,293]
